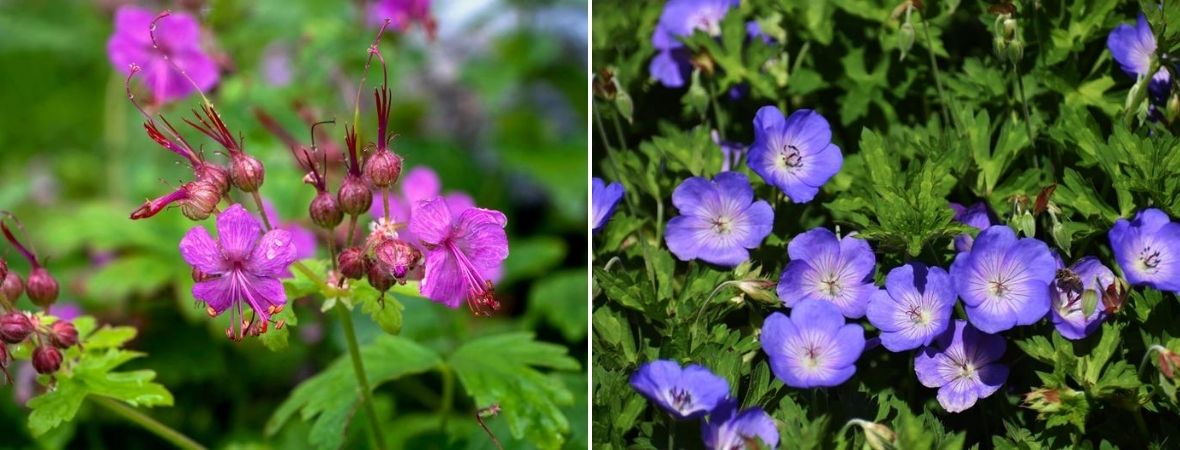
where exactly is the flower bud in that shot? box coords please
[26,267,58,308]
[337,175,373,216]
[0,312,34,344]
[993,36,1007,60]
[1006,39,1024,64]
[32,346,62,374]
[49,321,78,348]
[1002,17,1017,40]
[1167,93,1180,124]
[338,247,370,280]
[310,191,344,229]
[363,149,402,189]
[230,153,266,192]
[1160,349,1180,379]
[195,163,230,195]
[180,181,222,221]
[367,262,395,293]
[897,22,915,60]
[374,239,421,281]
[0,271,23,303]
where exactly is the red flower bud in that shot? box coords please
[32,346,62,374]
[0,312,34,344]
[195,163,230,195]
[1161,350,1180,379]
[310,191,344,229]
[374,239,421,281]
[26,267,59,308]
[0,271,22,303]
[180,181,223,221]
[367,261,395,293]
[337,175,373,216]
[230,153,266,192]
[338,247,370,280]
[363,149,402,189]
[49,321,78,348]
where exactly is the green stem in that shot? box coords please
[666,415,675,450]
[920,14,957,135]
[91,397,206,450]
[250,191,273,231]
[336,305,388,450]
[707,80,727,140]
[438,364,454,427]
[1012,63,1037,168]
[1124,61,1160,126]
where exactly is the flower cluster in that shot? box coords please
[122,11,511,339]
[630,360,779,449]
[0,214,77,381]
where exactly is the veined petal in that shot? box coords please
[180,225,227,275]
[216,204,262,260]
[419,248,464,308]
[247,229,298,278]
[410,197,455,246]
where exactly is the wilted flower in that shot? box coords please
[777,228,876,318]
[629,359,730,420]
[761,300,865,388]
[179,204,298,338]
[1050,256,1116,340]
[914,320,1008,413]
[409,197,508,315]
[866,262,956,352]
[950,225,1054,333]
[949,202,997,252]
[700,399,779,450]
[747,107,843,203]
[649,0,738,87]
[1107,13,1171,99]
[592,178,625,233]
[107,6,218,103]
[665,172,774,267]
[1108,208,1180,293]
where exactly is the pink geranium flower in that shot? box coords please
[180,205,297,339]
[107,6,219,103]
[408,198,508,315]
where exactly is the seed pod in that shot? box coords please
[32,346,62,374]
[337,175,373,216]
[49,321,79,348]
[897,22,915,60]
[181,181,223,221]
[309,191,344,229]
[363,149,402,189]
[25,267,58,308]
[367,262,395,293]
[338,247,370,280]
[195,163,230,195]
[374,239,421,281]
[0,271,22,303]
[230,153,266,192]
[0,312,34,344]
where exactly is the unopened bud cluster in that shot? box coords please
[992,10,1024,64]
[0,310,79,380]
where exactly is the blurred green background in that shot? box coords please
[0,0,588,448]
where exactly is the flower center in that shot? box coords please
[668,387,693,412]
[988,278,1010,298]
[802,343,823,369]
[781,145,804,169]
[905,305,930,325]
[820,275,843,297]
[711,215,734,235]
[1139,247,1162,273]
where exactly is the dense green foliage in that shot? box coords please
[0,0,587,448]
[592,0,1180,448]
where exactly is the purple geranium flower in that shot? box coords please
[1108,208,1180,293]
[107,6,219,104]
[914,320,1009,413]
[1050,256,1116,340]
[701,399,779,449]
[629,360,730,420]
[1107,13,1171,99]
[761,300,865,388]
[866,262,956,352]
[711,130,747,172]
[179,204,297,338]
[950,225,1055,333]
[777,228,876,318]
[372,166,475,247]
[409,197,508,315]
[649,0,738,87]
[748,107,842,203]
[949,202,997,252]
[665,172,774,267]
[592,178,625,233]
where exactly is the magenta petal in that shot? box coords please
[180,226,227,274]
[419,248,464,308]
[193,277,235,314]
[241,275,286,322]
[216,204,263,260]
[248,229,299,278]
[409,197,455,245]
[402,167,443,207]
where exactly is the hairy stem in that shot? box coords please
[91,396,206,450]
[250,191,273,231]
[920,14,957,135]
[336,305,388,450]
[438,364,454,427]
[1012,63,1038,168]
